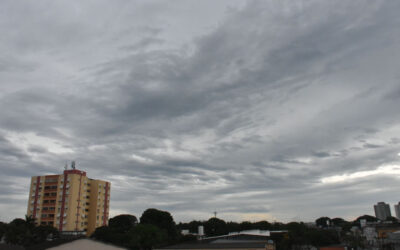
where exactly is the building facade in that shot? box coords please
[394,202,400,219]
[26,168,110,236]
[374,202,391,221]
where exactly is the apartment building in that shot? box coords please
[26,167,110,236]
[374,202,392,221]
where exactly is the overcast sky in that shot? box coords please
[1,0,400,224]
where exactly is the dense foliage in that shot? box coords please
[92,208,175,249]
[4,210,391,250]
[1,216,59,247]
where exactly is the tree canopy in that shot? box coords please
[109,214,138,232]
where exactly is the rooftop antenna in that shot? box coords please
[71,161,76,170]
[64,162,68,170]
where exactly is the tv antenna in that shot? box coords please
[71,161,76,170]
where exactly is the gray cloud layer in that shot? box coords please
[1,0,400,223]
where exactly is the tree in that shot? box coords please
[109,214,138,233]
[384,216,399,224]
[0,222,7,240]
[331,217,347,227]
[304,228,339,247]
[253,220,272,230]
[204,217,228,236]
[5,219,32,246]
[32,225,59,243]
[226,221,240,233]
[127,224,167,250]
[140,208,178,243]
[315,217,331,228]
[355,215,378,223]
[239,221,253,231]
[25,215,36,231]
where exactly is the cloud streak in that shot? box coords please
[1,0,400,223]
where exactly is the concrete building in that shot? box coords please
[374,202,392,221]
[27,167,110,236]
[394,202,400,219]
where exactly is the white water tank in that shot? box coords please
[198,225,204,236]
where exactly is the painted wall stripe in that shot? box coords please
[103,182,109,226]
[59,173,68,231]
[32,176,41,220]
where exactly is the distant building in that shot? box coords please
[394,202,400,219]
[374,202,392,220]
[27,167,110,236]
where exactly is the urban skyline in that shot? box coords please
[1,0,400,223]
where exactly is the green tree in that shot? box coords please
[331,217,347,227]
[226,221,240,233]
[0,222,7,240]
[32,225,59,243]
[5,218,33,246]
[109,214,138,233]
[204,217,228,236]
[253,220,272,230]
[92,225,130,246]
[239,221,253,231]
[315,217,331,228]
[140,208,178,243]
[304,228,339,247]
[127,224,167,250]
[355,214,378,223]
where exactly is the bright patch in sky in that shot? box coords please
[5,131,73,154]
[321,164,400,184]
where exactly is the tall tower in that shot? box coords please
[374,202,391,220]
[26,167,110,236]
[394,202,400,219]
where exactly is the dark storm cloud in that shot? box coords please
[1,0,400,222]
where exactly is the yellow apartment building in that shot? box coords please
[26,167,110,236]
